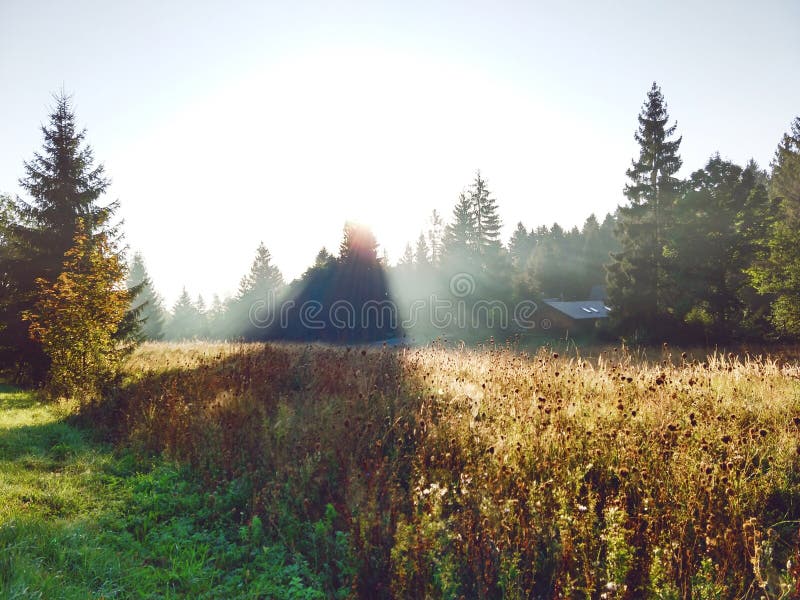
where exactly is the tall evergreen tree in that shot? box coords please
[339,222,379,265]
[238,242,284,299]
[468,171,502,256]
[427,210,444,265]
[126,252,166,341]
[443,192,477,258]
[581,213,618,294]
[228,243,284,338]
[207,293,228,340]
[508,222,532,269]
[0,92,117,379]
[770,117,800,218]
[415,232,430,266]
[607,82,683,338]
[750,117,800,335]
[166,288,202,340]
[399,243,414,266]
[194,295,209,338]
[315,248,333,268]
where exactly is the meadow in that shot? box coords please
[2,341,800,598]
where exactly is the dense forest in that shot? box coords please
[128,83,799,346]
[1,83,799,387]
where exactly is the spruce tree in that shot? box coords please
[126,252,166,341]
[443,192,477,258]
[750,117,800,335]
[207,293,228,340]
[770,117,800,218]
[509,222,532,268]
[228,243,284,339]
[399,243,414,266]
[427,210,444,265]
[339,222,379,265]
[415,232,430,266]
[0,92,118,379]
[167,288,201,340]
[607,82,683,338]
[314,248,333,268]
[237,242,284,298]
[468,171,502,256]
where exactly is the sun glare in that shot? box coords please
[110,46,620,304]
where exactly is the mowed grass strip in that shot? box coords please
[0,385,331,599]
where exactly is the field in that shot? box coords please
[2,341,800,598]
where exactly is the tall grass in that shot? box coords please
[86,341,800,598]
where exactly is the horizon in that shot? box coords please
[2,0,798,306]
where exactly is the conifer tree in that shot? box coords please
[339,222,379,265]
[415,232,430,266]
[207,293,228,340]
[238,242,284,298]
[126,252,166,341]
[509,222,532,268]
[399,243,414,266]
[750,117,800,335]
[469,171,502,256]
[0,92,118,379]
[314,248,333,268]
[227,243,284,338]
[427,210,444,265]
[443,192,477,258]
[607,82,683,338]
[167,288,201,340]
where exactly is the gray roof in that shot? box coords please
[542,300,610,320]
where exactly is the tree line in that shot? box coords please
[1,85,799,394]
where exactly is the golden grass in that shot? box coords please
[95,341,800,598]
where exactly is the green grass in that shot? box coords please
[0,386,343,599]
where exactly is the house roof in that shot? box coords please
[542,300,610,320]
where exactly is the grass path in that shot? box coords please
[0,386,329,599]
[0,385,142,598]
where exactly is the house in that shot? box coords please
[536,299,611,334]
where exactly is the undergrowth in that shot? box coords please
[83,342,800,598]
[6,340,800,598]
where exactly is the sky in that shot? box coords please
[1,0,798,306]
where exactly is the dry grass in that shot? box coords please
[87,341,800,598]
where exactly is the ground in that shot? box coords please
[0,384,330,599]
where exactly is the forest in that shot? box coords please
[6,82,794,375]
[1,81,800,598]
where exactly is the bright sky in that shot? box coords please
[1,0,798,306]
